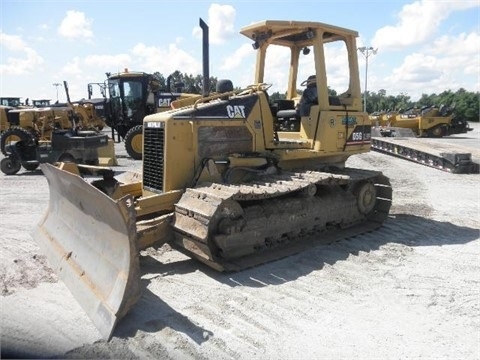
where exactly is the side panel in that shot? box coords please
[300,109,371,156]
[418,116,451,131]
[197,126,253,158]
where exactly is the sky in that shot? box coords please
[1,0,479,104]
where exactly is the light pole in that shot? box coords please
[52,82,61,102]
[357,46,377,113]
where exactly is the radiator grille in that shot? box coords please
[143,126,165,192]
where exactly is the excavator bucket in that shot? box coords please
[33,163,141,340]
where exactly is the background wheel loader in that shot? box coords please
[34,18,392,339]
[88,71,199,160]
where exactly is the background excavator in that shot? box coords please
[34,18,392,339]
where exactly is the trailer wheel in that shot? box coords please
[1,157,21,175]
[124,125,143,160]
[22,162,40,171]
[1,126,36,155]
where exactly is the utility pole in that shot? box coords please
[357,46,377,113]
[52,82,61,102]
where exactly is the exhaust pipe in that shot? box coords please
[63,80,72,105]
[199,18,210,97]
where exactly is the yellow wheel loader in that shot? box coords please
[34,19,392,339]
[88,70,199,160]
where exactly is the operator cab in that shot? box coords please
[240,20,363,147]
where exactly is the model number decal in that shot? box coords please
[346,125,371,145]
[145,122,165,128]
[352,131,370,141]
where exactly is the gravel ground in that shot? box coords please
[1,124,479,359]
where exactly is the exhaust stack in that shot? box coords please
[199,18,210,97]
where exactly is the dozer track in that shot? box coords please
[172,168,392,271]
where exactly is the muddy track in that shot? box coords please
[172,168,391,271]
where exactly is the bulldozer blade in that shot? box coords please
[33,163,141,340]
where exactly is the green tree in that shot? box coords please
[364,87,478,122]
[152,71,219,94]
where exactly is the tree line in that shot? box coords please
[362,88,479,123]
[153,70,220,94]
[153,71,479,123]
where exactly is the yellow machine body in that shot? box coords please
[34,19,392,339]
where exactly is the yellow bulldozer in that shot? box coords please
[34,18,392,339]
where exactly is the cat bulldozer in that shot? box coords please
[34,19,392,339]
[88,71,199,160]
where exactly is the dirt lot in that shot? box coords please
[1,124,479,359]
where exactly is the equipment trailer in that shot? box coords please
[371,136,479,174]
